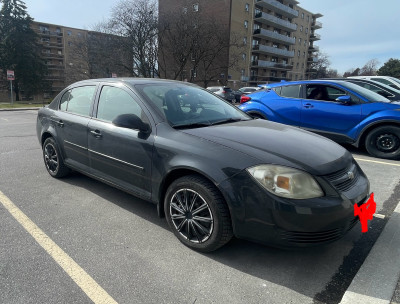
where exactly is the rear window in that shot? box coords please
[279,85,301,98]
[208,88,219,92]
[223,88,232,92]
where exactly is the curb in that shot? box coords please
[0,107,41,111]
[340,200,400,304]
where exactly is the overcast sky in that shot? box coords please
[23,0,400,75]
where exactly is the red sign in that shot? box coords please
[111,73,117,78]
[354,193,376,233]
[7,70,14,81]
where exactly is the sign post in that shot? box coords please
[7,70,15,105]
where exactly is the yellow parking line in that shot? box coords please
[0,191,118,304]
[354,157,400,167]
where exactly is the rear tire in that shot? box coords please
[164,175,233,252]
[365,126,400,160]
[42,137,71,178]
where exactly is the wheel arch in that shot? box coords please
[157,168,233,223]
[356,120,400,148]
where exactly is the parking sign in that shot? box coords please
[7,70,14,81]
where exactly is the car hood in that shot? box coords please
[182,119,352,176]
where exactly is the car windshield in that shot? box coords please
[338,81,391,102]
[136,83,250,128]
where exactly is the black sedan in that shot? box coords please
[36,78,370,252]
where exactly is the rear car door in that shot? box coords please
[268,84,302,126]
[51,85,97,171]
[300,84,362,142]
[87,84,154,200]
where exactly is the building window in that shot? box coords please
[307,15,310,22]
[220,73,225,79]
[252,39,259,46]
[241,69,245,76]
[183,7,187,14]
[298,38,301,44]
[305,28,308,34]
[191,69,197,78]
[68,41,72,46]
[67,30,72,36]
[242,53,246,60]
[298,50,300,57]
[301,13,304,19]
[304,40,307,46]
[243,37,247,45]
[77,32,81,37]
[193,3,199,12]
[293,36,296,43]
[244,20,248,28]
[253,23,260,30]
[245,3,249,12]
[303,52,306,57]
[58,50,62,55]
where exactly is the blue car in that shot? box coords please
[239,80,400,160]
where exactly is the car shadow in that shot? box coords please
[59,171,364,301]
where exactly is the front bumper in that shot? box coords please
[218,162,370,247]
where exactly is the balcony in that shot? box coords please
[309,33,321,41]
[42,53,64,59]
[312,21,323,29]
[308,45,319,52]
[251,60,293,70]
[254,12,297,32]
[249,75,291,83]
[252,44,294,58]
[255,0,298,18]
[47,64,65,70]
[308,57,318,63]
[253,28,295,45]
[37,30,63,37]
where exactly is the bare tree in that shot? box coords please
[158,7,243,86]
[101,0,158,78]
[360,59,379,76]
[309,51,331,79]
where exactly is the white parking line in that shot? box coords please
[354,157,400,167]
[0,191,118,304]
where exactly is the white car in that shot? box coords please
[348,76,400,90]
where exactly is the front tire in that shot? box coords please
[164,175,233,252]
[365,126,400,160]
[42,137,71,178]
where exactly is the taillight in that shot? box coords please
[240,95,251,104]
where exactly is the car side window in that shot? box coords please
[371,78,392,86]
[279,85,301,98]
[306,85,346,101]
[97,86,147,123]
[60,86,96,116]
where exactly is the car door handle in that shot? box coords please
[303,103,314,109]
[90,130,102,138]
[56,120,64,127]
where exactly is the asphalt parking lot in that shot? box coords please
[1,110,399,304]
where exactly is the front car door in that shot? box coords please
[51,84,97,171]
[300,83,362,143]
[87,84,154,200]
[267,84,302,126]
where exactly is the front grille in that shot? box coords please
[324,162,360,192]
[280,228,343,244]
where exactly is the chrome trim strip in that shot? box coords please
[64,140,87,151]
[88,149,144,170]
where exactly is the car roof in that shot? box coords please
[69,77,199,88]
[264,79,350,88]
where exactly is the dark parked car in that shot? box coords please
[37,78,370,252]
[206,86,235,102]
[239,80,400,160]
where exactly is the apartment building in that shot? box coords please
[158,0,322,88]
[0,21,132,101]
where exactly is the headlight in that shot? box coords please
[247,165,324,199]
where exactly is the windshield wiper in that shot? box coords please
[172,122,212,129]
[210,117,247,126]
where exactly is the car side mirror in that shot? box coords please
[112,114,150,133]
[336,95,352,104]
